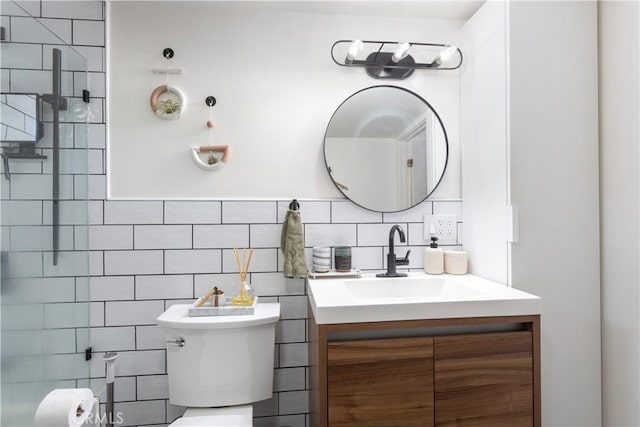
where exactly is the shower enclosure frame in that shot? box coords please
[0,2,93,425]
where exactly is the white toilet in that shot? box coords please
[157,303,280,426]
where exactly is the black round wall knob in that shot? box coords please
[163,48,174,59]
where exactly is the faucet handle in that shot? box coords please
[397,250,411,265]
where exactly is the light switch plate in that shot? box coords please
[423,214,457,244]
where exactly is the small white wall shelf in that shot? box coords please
[190,145,230,171]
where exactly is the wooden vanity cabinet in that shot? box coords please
[328,337,434,426]
[309,314,540,427]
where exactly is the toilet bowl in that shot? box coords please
[168,406,252,427]
[157,303,280,427]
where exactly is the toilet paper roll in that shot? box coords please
[34,388,95,427]
[83,397,102,427]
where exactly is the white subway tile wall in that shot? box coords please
[164,200,221,224]
[89,326,136,352]
[134,225,192,250]
[1,3,463,426]
[89,198,461,426]
[10,16,72,44]
[72,19,104,46]
[331,200,383,223]
[104,250,164,276]
[104,201,164,225]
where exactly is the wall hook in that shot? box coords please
[163,48,174,59]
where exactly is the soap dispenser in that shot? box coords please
[424,237,444,275]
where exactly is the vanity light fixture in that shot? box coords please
[331,40,463,79]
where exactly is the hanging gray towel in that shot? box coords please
[281,209,307,278]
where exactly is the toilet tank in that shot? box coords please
[157,303,280,407]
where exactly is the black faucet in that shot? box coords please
[376,224,411,277]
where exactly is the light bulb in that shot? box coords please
[345,40,364,64]
[434,45,458,66]
[391,42,411,63]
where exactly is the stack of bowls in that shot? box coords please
[312,247,331,272]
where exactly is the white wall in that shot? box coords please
[460,1,508,284]
[599,1,640,425]
[108,2,463,199]
[508,2,601,425]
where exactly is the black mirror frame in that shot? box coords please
[323,85,449,213]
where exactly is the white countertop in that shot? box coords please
[307,272,541,324]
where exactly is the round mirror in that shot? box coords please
[323,85,449,212]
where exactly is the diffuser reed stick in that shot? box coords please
[232,247,255,305]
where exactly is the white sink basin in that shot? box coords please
[343,277,486,300]
[308,273,541,324]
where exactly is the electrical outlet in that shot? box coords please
[423,214,457,244]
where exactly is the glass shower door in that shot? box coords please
[0,2,90,425]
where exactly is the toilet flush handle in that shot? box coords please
[166,337,185,347]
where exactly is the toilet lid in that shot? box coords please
[158,303,280,330]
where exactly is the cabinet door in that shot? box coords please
[327,336,434,427]
[434,331,533,426]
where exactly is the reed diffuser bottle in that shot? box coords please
[232,247,255,306]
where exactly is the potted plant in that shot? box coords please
[156,99,181,119]
[207,152,219,165]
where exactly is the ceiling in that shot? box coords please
[232,1,485,21]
